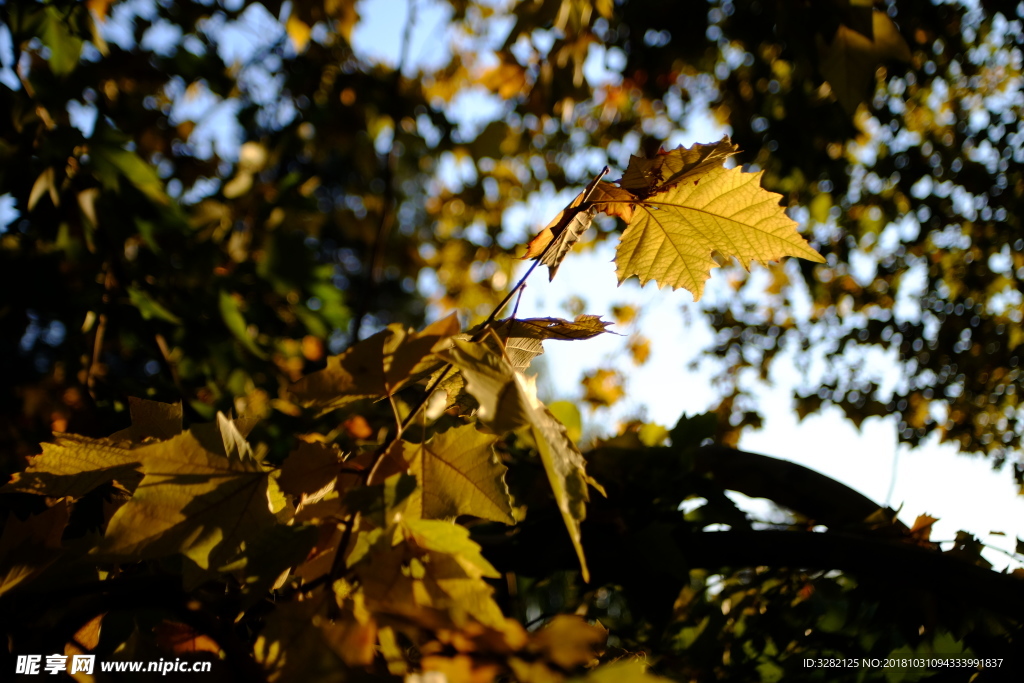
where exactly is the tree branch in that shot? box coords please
[692,444,909,532]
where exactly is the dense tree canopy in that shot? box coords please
[2,0,1023,681]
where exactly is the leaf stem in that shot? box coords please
[327,513,357,585]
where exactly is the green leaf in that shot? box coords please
[443,339,603,581]
[95,420,276,569]
[127,286,182,324]
[39,6,84,76]
[401,424,514,524]
[91,143,169,204]
[615,160,825,300]
[219,289,268,359]
[291,314,460,411]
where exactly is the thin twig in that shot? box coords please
[511,285,525,319]
[365,364,455,484]
[327,513,357,586]
[86,267,115,400]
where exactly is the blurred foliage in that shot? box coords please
[3,0,1024,681]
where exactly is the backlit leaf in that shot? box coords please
[5,398,189,497]
[910,514,939,543]
[350,517,505,628]
[218,523,319,605]
[286,15,312,52]
[128,286,182,325]
[615,163,825,299]
[28,167,58,210]
[581,368,625,408]
[481,57,529,100]
[39,6,84,76]
[91,143,169,204]
[254,590,351,683]
[589,181,637,222]
[529,615,606,669]
[153,620,221,655]
[403,518,505,627]
[276,440,344,506]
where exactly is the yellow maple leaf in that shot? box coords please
[615,164,825,300]
[581,368,625,408]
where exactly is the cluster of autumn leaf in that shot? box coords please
[1,139,824,680]
[523,137,823,299]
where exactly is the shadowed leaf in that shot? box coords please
[291,314,459,411]
[402,424,514,524]
[818,10,912,112]
[619,137,738,196]
[109,396,183,443]
[487,315,614,373]
[2,434,140,497]
[96,421,276,569]
[277,440,345,506]
[0,499,71,597]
